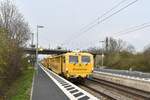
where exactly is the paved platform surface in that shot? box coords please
[32,65,69,100]
[95,68,150,79]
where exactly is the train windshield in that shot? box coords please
[69,56,78,63]
[82,56,90,63]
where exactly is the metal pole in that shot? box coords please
[49,43,50,49]
[100,41,104,68]
[36,26,38,68]
[102,42,104,67]
[35,25,44,68]
[31,33,34,46]
[31,33,34,66]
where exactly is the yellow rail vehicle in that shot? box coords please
[46,52,94,79]
[42,56,51,68]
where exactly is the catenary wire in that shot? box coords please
[63,0,139,47]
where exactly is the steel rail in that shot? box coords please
[90,78,150,100]
[79,82,115,100]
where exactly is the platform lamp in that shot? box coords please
[36,25,44,69]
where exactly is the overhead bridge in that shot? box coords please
[24,48,69,55]
[24,48,99,56]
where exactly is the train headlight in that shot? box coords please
[66,67,68,71]
[92,67,93,71]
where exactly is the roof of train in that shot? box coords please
[44,51,93,58]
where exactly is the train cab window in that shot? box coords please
[82,56,90,63]
[69,56,78,63]
[63,58,66,63]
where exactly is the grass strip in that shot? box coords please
[6,68,34,100]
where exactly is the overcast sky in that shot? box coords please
[15,0,150,51]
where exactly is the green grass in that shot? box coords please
[6,68,34,100]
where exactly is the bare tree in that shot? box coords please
[107,37,126,53]
[144,44,150,53]
[0,0,31,93]
[0,0,30,47]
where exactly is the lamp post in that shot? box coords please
[31,33,34,46]
[36,25,44,68]
[100,41,105,68]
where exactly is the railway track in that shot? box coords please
[78,78,150,100]
[78,82,115,100]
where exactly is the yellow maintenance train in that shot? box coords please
[42,51,94,79]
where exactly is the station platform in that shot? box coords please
[93,71,150,93]
[31,64,98,100]
[31,65,69,100]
